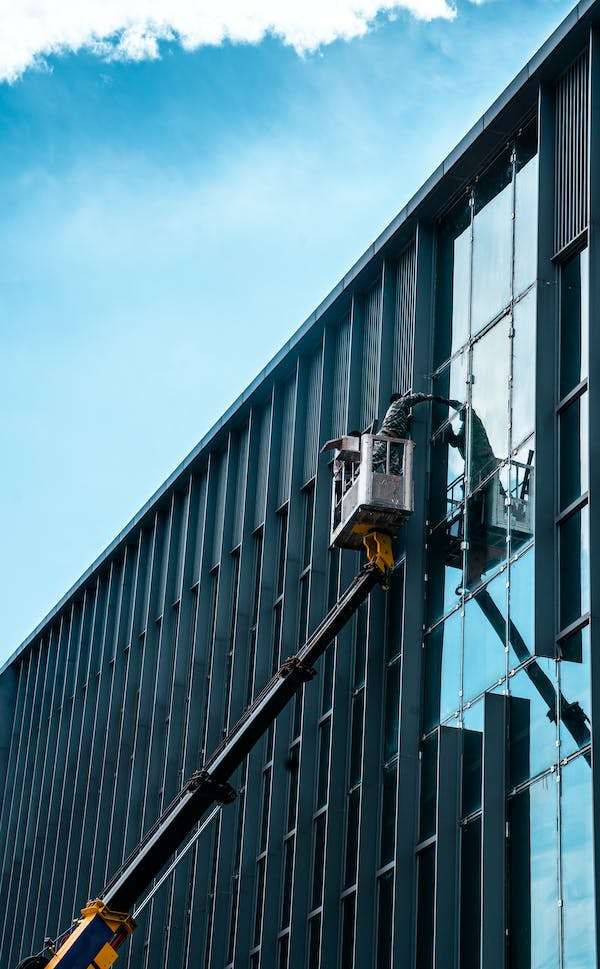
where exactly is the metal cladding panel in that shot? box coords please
[278,377,296,505]
[254,402,272,528]
[211,450,229,568]
[303,346,323,484]
[393,242,417,396]
[233,425,250,548]
[555,48,589,254]
[331,315,350,437]
[361,281,382,428]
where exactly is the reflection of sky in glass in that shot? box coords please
[472,318,510,468]
[452,228,471,356]
[562,755,596,969]
[514,156,539,296]
[512,289,536,449]
[463,573,507,702]
[509,660,557,785]
[560,626,591,758]
[440,610,462,722]
[509,550,534,668]
[580,248,589,382]
[472,183,512,334]
[510,776,560,969]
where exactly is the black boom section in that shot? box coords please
[101,563,382,913]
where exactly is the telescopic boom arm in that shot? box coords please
[21,542,390,969]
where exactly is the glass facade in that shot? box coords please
[1,17,599,969]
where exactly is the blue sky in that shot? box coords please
[0,0,576,662]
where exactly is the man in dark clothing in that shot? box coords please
[374,391,454,473]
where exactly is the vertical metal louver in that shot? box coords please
[254,403,271,528]
[278,378,296,505]
[232,426,249,548]
[303,347,322,483]
[211,450,228,567]
[555,49,589,255]
[331,316,350,437]
[393,243,417,395]
[361,282,382,428]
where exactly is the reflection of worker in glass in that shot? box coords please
[374,392,453,473]
[442,399,500,489]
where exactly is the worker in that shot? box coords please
[442,399,500,490]
[374,391,453,472]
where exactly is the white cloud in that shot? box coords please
[0,0,458,83]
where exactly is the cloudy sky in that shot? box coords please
[0,0,576,662]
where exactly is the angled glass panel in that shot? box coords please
[560,248,589,400]
[432,351,468,431]
[559,393,588,511]
[559,625,592,758]
[465,464,509,591]
[510,440,535,554]
[508,776,559,969]
[416,846,435,969]
[462,700,483,816]
[380,763,397,866]
[341,893,356,965]
[383,660,400,761]
[472,150,513,335]
[512,288,536,449]
[463,573,507,704]
[435,201,471,366]
[427,519,463,625]
[376,870,394,969]
[514,146,538,297]
[509,658,558,786]
[508,549,535,670]
[423,611,462,730]
[430,430,466,528]
[559,505,590,630]
[471,317,511,490]
[460,816,482,969]
[561,754,596,969]
[419,733,438,842]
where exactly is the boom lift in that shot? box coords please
[17,433,414,969]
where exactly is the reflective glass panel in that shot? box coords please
[471,317,510,489]
[423,611,462,730]
[419,733,438,841]
[308,916,321,969]
[514,154,538,296]
[560,393,588,511]
[460,816,482,969]
[435,201,471,366]
[509,659,558,785]
[341,894,356,965]
[416,846,435,969]
[311,814,326,908]
[512,289,536,449]
[383,660,400,761]
[316,720,331,808]
[560,248,589,399]
[430,428,466,527]
[349,691,364,787]
[472,153,513,334]
[508,550,534,669]
[465,468,509,591]
[427,520,463,624]
[381,763,397,866]
[561,755,596,969]
[510,440,535,554]
[463,573,507,703]
[559,505,590,630]
[559,625,592,758]
[508,777,559,969]
[377,871,394,969]
[432,351,468,431]
[462,700,483,816]
[344,788,360,889]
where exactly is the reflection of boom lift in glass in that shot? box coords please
[439,404,589,764]
[15,432,412,969]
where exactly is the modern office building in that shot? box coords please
[2,3,600,967]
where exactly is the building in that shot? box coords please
[1,3,600,967]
